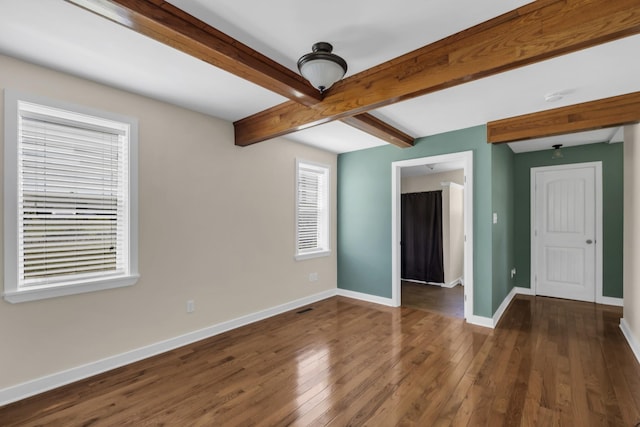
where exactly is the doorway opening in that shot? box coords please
[400,171,464,317]
[391,151,473,320]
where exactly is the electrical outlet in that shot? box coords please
[186,300,195,313]
[309,272,318,282]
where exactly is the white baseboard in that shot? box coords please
[514,285,622,306]
[487,286,622,331]
[467,315,493,328]
[402,278,440,287]
[492,287,516,326]
[620,318,640,365]
[514,286,535,295]
[491,287,530,327]
[597,295,624,307]
[467,287,533,330]
[336,288,395,307]
[0,289,337,407]
[401,278,462,288]
[13,283,605,406]
[441,277,462,288]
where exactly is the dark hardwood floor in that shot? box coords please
[401,280,464,318]
[1,295,639,426]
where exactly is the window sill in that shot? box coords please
[3,274,140,303]
[295,250,331,261]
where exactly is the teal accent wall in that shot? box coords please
[491,143,515,313]
[337,125,495,317]
[513,143,624,297]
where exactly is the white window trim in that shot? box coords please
[3,89,139,303]
[295,159,331,261]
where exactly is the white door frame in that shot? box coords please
[530,162,603,303]
[391,151,473,320]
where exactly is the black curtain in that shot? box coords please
[401,191,444,283]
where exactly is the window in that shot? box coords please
[4,90,138,303]
[295,160,330,260]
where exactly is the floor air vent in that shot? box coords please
[296,308,313,314]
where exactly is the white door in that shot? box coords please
[532,163,600,302]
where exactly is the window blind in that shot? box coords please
[297,163,328,253]
[17,111,129,288]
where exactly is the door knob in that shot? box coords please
[586,239,593,244]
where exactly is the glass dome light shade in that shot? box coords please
[297,42,347,93]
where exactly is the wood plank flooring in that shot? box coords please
[1,295,639,426]
[401,281,464,318]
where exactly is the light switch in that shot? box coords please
[493,212,498,224]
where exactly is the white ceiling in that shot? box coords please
[0,0,638,154]
[401,161,465,178]
[508,127,623,154]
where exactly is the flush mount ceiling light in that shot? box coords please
[544,92,564,102]
[551,143,564,159]
[297,42,347,93]
[544,89,573,103]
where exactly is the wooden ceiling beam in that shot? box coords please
[342,114,414,148]
[66,0,415,146]
[234,0,640,146]
[66,0,322,105]
[487,92,640,144]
